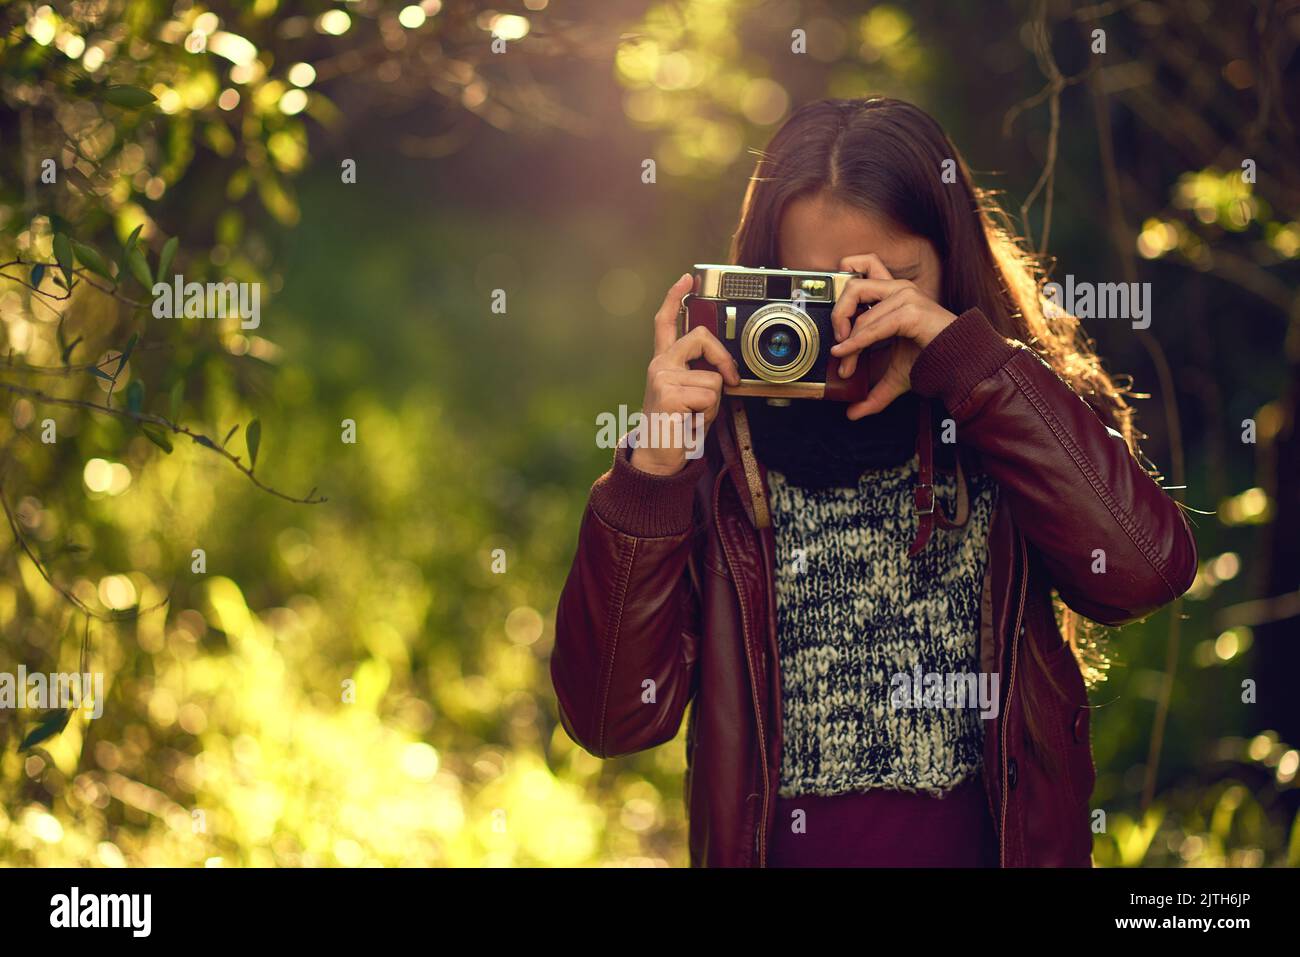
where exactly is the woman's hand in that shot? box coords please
[829,253,958,420]
[630,273,741,476]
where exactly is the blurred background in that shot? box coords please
[0,0,1297,866]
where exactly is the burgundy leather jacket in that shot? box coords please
[551,308,1198,867]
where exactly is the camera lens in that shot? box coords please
[740,304,819,383]
[759,324,797,366]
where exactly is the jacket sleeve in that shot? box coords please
[911,308,1198,626]
[551,442,707,758]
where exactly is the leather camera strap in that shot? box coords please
[730,398,771,529]
[909,398,969,558]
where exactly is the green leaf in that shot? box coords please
[140,425,173,453]
[88,365,114,382]
[125,379,144,413]
[30,263,45,288]
[156,236,178,283]
[169,380,184,418]
[223,424,239,446]
[123,223,143,255]
[246,418,261,469]
[103,85,156,109]
[126,248,151,288]
[116,333,138,375]
[60,334,83,364]
[53,233,73,286]
[71,241,114,281]
[20,709,72,752]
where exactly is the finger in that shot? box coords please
[838,253,895,282]
[834,258,894,344]
[660,369,725,392]
[669,386,723,413]
[829,276,881,344]
[832,287,914,355]
[829,277,911,340]
[666,326,741,385]
[653,273,695,355]
[846,376,906,420]
[832,305,904,378]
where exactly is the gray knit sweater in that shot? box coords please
[767,456,998,797]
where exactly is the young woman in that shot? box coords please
[551,97,1197,867]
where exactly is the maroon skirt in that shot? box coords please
[767,776,999,867]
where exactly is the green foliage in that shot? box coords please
[245,418,261,470]
[19,709,71,752]
[70,241,112,281]
[156,236,177,284]
[101,85,155,110]
[52,234,73,286]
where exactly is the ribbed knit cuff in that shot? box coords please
[588,441,707,538]
[911,307,1019,411]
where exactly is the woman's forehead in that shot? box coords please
[778,193,928,271]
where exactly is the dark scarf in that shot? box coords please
[743,392,955,490]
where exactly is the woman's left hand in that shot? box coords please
[829,254,959,420]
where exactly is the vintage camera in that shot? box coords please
[676,264,893,402]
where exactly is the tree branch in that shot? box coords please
[0,473,170,622]
[0,380,326,505]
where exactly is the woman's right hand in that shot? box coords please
[630,273,741,476]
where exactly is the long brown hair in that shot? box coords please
[730,97,1126,752]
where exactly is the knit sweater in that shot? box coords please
[767,456,998,797]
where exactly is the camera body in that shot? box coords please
[677,264,892,402]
